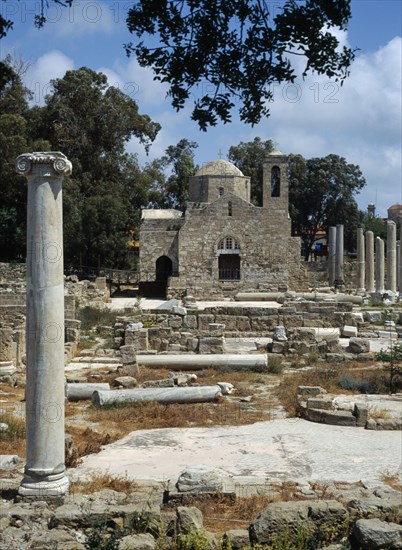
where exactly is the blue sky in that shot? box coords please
[1,0,401,217]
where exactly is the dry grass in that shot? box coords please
[86,398,266,432]
[0,412,26,457]
[380,469,402,492]
[65,425,124,462]
[368,407,393,420]
[70,471,139,494]
[166,481,300,532]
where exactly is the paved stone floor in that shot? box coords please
[74,418,402,490]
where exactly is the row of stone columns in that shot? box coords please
[355,221,400,295]
[329,221,401,295]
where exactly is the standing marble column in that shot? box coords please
[328,226,336,286]
[386,220,397,293]
[397,242,400,291]
[16,152,71,497]
[375,237,385,293]
[356,228,365,293]
[399,227,402,294]
[365,231,375,292]
[334,224,344,286]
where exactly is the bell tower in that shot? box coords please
[262,149,289,213]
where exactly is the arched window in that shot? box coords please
[271,166,280,197]
[218,237,240,250]
[218,186,224,197]
[228,201,232,216]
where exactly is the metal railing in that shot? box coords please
[219,268,240,280]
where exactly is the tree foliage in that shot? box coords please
[0,63,162,267]
[126,0,355,129]
[360,211,387,240]
[288,153,366,258]
[0,63,51,260]
[144,139,198,211]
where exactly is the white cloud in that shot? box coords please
[251,36,402,216]
[98,58,170,110]
[25,51,74,106]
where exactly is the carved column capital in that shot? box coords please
[16,152,72,177]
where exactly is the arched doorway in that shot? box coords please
[155,255,173,282]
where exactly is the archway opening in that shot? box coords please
[155,255,173,282]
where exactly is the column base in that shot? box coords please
[0,361,16,376]
[19,471,69,498]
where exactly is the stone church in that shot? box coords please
[139,150,303,298]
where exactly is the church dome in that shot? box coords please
[195,159,244,177]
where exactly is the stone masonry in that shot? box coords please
[140,151,306,299]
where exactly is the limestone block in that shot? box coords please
[353,518,402,549]
[176,506,203,534]
[114,376,137,388]
[236,316,251,331]
[347,495,402,520]
[281,314,304,328]
[342,325,358,338]
[363,311,382,323]
[271,342,286,354]
[169,315,183,329]
[215,315,237,331]
[172,306,187,316]
[289,328,316,343]
[251,316,277,331]
[0,360,16,375]
[250,501,310,544]
[209,322,225,331]
[120,345,138,365]
[307,398,334,410]
[198,337,225,354]
[0,454,21,469]
[198,314,215,330]
[126,322,144,330]
[346,338,370,354]
[183,315,198,329]
[354,403,368,427]
[176,465,229,493]
[305,408,356,426]
[273,325,287,341]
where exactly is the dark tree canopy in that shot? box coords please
[288,153,366,258]
[126,0,355,129]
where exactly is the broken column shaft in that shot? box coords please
[16,152,72,497]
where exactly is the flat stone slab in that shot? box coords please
[74,419,401,489]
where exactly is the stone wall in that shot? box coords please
[0,314,25,367]
[116,301,353,354]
